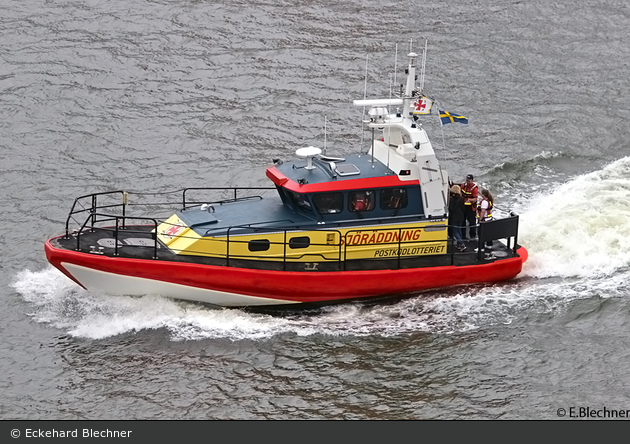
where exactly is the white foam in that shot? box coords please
[518,156,630,278]
[11,265,629,340]
[11,268,303,340]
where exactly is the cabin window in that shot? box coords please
[248,239,270,252]
[286,190,312,211]
[289,236,310,249]
[313,192,343,214]
[380,188,407,210]
[349,190,375,212]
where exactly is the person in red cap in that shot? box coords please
[460,174,479,239]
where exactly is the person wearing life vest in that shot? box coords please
[448,185,467,251]
[477,188,494,249]
[351,191,372,212]
[477,188,494,222]
[460,174,479,239]
[353,195,367,211]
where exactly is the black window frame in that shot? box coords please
[313,192,344,215]
[380,188,408,210]
[348,190,375,213]
[286,189,313,212]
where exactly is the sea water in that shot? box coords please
[3,0,630,420]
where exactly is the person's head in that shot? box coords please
[466,174,474,183]
[481,189,493,202]
[450,185,461,195]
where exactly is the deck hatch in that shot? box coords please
[335,164,360,176]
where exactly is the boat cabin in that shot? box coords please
[268,153,426,223]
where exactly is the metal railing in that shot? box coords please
[62,190,522,269]
[64,187,276,237]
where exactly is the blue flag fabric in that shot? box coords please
[439,110,469,125]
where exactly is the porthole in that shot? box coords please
[289,236,310,249]
[248,239,270,252]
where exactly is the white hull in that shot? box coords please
[62,262,300,307]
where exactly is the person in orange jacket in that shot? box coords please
[460,174,479,239]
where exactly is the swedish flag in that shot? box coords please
[439,110,469,125]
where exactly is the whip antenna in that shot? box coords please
[393,43,398,95]
[324,115,327,155]
[420,38,428,92]
[360,54,368,153]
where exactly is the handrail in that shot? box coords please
[182,187,276,210]
[65,190,126,237]
[64,188,278,238]
[62,191,521,269]
[72,213,160,258]
[342,225,446,271]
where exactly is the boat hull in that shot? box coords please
[45,239,528,308]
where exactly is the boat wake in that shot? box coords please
[10,267,537,339]
[13,157,630,340]
[11,269,627,341]
[518,155,630,279]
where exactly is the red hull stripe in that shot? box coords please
[265,166,417,193]
[45,240,527,304]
